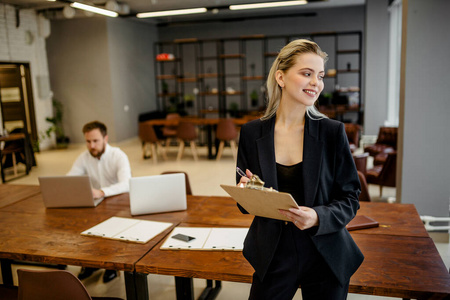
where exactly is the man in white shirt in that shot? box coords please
[67,121,132,283]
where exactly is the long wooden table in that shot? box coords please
[134,198,450,300]
[0,191,207,300]
[0,184,40,208]
[1,187,449,300]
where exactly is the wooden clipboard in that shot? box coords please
[220,184,299,222]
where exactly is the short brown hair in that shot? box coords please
[82,121,107,137]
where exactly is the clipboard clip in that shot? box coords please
[245,174,277,192]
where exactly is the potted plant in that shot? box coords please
[250,89,259,107]
[44,99,69,149]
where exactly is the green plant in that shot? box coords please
[44,99,69,147]
[250,90,259,107]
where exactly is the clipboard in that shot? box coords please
[220,184,299,222]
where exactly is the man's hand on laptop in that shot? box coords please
[92,189,105,199]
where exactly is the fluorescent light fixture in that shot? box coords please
[230,0,308,10]
[137,7,207,18]
[70,2,119,17]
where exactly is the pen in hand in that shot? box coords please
[236,167,249,178]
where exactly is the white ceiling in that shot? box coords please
[3,0,366,24]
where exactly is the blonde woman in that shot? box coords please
[237,39,363,299]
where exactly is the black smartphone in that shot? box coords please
[172,233,196,242]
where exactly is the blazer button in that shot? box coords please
[285,221,288,225]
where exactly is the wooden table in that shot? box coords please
[134,198,450,300]
[0,192,205,300]
[0,184,40,208]
[1,187,449,300]
[144,117,250,159]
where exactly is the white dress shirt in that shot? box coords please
[67,144,131,197]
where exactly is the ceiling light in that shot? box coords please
[70,2,119,17]
[229,1,308,10]
[137,8,207,18]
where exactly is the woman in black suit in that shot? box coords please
[236,39,363,300]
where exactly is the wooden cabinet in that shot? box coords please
[154,31,363,123]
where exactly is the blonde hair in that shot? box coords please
[262,39,329,120]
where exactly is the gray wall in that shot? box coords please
[107,18,158,142]
[47,18,115,142]
[364,0,390,135]
[399,0,450,216]
[47,17,158,143]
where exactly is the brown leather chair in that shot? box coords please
[17,269,123,300]
[161,171,193,195]
[353,152,368,176]
[357,171,371,202]
[366,152,397,197]
[162,113,180,149]
[139,122,167,163]
[344,123,361,153]
[215,118,238,161]
[176,121,198,161]
[364,127,397,165]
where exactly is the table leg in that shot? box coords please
[198,280,222,300]
[133,272,149,300]
[175,276,194,300]
[0,259,13,286]
[206,125,214,159]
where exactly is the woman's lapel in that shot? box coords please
[256,117,278,190]
[303,116,324,206]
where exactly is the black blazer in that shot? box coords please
[236,115,364,286]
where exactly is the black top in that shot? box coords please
[276,162,304,206]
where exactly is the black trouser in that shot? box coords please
[249,223,349,300]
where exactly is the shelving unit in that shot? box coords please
[154,31,363,124]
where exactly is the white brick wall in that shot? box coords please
[0,3,53,149]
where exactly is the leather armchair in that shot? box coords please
[364,127,397,165]
[366,152,397,197]
[344,123,361,153]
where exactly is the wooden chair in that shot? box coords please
[162,113,180,149]
[215,119,238,161]
[0,285,18,300]
[138,122,167,163]
[1,141,25,177]
[357,171,371,202]
[17,269,123,300]
[176,121,198,161]
[161,171,193,195]
[366,152,397,197]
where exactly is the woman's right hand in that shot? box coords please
[238,169,253,186]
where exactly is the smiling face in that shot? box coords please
[276,52,325,108]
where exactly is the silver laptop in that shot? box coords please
[38,176,104,208]
[129,173,187,216]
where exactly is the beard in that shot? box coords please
[89,144,106,159]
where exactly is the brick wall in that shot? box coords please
[0,4,53,149]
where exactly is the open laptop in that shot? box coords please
[129,173,187,216]
[38,176,104,208]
